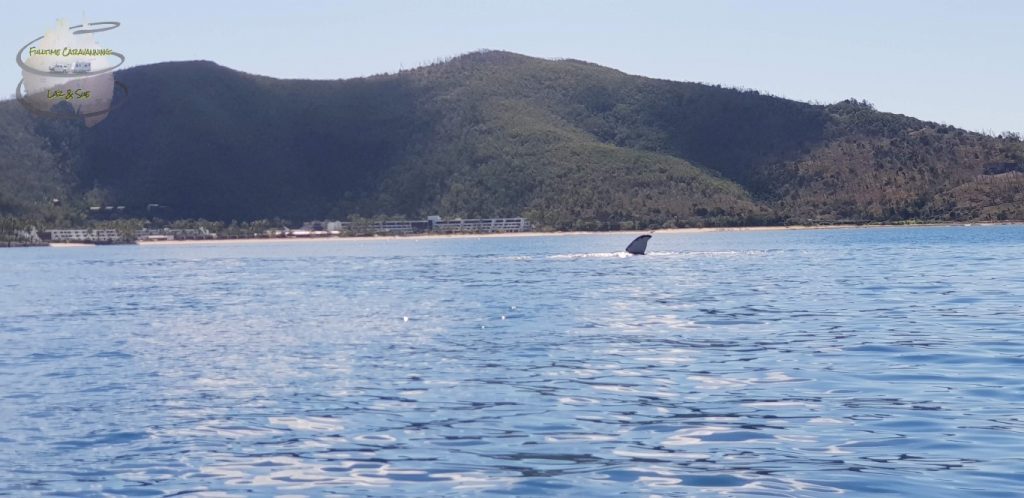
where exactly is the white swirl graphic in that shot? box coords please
[14,19,126,127]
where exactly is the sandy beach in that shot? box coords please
[114,222,1010,248]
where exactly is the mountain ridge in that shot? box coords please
[2,50,1022,229]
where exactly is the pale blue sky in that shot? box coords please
[5,0,1021,133]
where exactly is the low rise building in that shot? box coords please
[47,228,122,243]
[135,228,215,241]
[301,216,532,235]
[431,217,532,233]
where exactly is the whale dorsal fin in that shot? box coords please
[625,234,652,255]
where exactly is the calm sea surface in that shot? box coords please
[2,226,1023,497]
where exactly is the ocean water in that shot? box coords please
[1,226,1023,497]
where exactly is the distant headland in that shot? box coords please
[2,51,1022,242]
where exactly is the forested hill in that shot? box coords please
[2,50,1023,229]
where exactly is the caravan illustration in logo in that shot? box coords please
[15,19,127,126]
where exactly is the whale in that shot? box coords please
[625,234,652,255]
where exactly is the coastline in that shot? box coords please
[115,221,1017,248]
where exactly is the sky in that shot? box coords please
[4,0,1021,133]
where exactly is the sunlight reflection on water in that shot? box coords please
[1,226,1023,496]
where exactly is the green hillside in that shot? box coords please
[2,50,1022,230]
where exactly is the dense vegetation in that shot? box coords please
[1,50,1022,232]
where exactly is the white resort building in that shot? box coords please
[287,217,532,237]
[431,217,531,233]
[46,229,122,243]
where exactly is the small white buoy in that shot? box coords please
[501,315,506,320]
[402,316,409,322]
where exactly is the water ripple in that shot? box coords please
[1,226,1023,496]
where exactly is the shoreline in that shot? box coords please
[89,221,1017,247]
[28,221,1017,248]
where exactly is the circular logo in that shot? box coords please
[14,20,127,126]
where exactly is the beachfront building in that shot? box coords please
[344,220,427,234]
[431,217,531,233]
[135,228,215,241]
[293,216,532,236]
[297,220,424,235]
[16,228,41,243]
[47,228,122,243]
